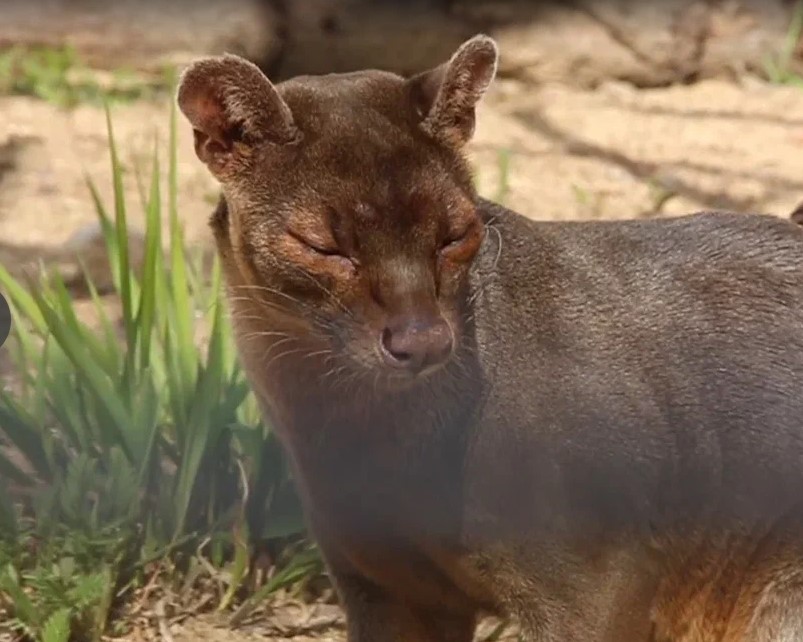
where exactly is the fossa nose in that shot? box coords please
[380,316,454,375]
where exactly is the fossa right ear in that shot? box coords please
[409,34,499,148]
[176,53,300,180]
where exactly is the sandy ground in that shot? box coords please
[2,76,803,640]
[2,76,803,271]
[119,600,518,642]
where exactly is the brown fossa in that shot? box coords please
[178,36,803,642]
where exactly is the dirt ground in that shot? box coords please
[2,73,803,640]
[2,75,803,271]
[118,597,518,642]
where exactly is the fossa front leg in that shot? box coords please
[328,568,477,642]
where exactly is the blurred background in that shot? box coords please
[0,1,802,641]
[2,0,803,271]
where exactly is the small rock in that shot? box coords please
[57,220,147,296]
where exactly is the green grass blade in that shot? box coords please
[85,174,122,293]
[167,97,197,399]
[136,143,162,370]
[41,607,71,642]
[43,366,84,453]
[104,103,136,369]
[170,297,227,540]
[0,484,18,540]
[0,446,31,488]
[229,549,322,627]
[781,1,803,73]
[0,563,40,628]
[28,287,133,459]
[0,264,46,334]
[132,379,161,491]
[0,393,52,481]
[82,268,123,365]
[49,276,115,375]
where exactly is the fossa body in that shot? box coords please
[178,36,803,642]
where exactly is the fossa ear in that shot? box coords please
[177,53,300,179]
[409,34,499,148]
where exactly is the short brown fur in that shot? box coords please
[178,37,803,642]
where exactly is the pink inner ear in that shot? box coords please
[179,54,301,151]
[189,94,231,146]
[412,38,497,147]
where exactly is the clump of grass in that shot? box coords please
[0,45,174,107]
[0,98,318,641]
[765,0,803,87]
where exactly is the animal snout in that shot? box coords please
[380,316,454,375]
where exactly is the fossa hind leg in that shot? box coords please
[724,567,803,642]
[317,538,478,642]
[725,513,803,642]
[652,529,803,642]
[739,601,803,642]
[334,571,477,642]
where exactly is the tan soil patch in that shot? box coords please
[471,77,803,222]
[2,76,802,271]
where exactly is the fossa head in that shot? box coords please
[177,35,498,385]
